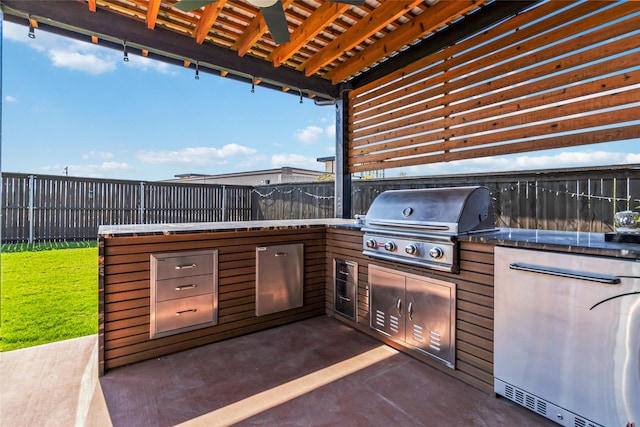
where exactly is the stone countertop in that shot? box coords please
[461,228,640,259]
[98,218,361,238]
[99,220,640,259]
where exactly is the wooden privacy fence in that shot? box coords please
[3,165,640,242]
[252,164,640,233]
[1,173,252,243]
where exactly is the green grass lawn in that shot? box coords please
[0,244,98,351]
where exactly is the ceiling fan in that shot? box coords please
[174,0,365,45]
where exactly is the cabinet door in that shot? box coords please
[406,277,456,368]
[369,265,405,341]
[256,243,304,316]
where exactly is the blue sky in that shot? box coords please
[2,20,640,181]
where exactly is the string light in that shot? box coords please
[252,187,335,200]
[299,89,303,104]
[195,61,199,80]
[28,20,36,39]
[251,78,255,93]
[123,41,129,62]
[495,181,640,204]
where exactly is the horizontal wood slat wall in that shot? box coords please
[326,228,496,394]
[348,1,640,173]
[99,228,326,374]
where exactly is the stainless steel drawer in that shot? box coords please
[154,294,215,335]
[152,251,214,280]
[155,274,214,302]
[150,249,218,340]
[335,259,356,283]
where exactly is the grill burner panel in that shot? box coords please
[361,186,495,272]
[363,232,457,272]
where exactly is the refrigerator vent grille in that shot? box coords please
[504,384,547,416]
[502,383,601,427]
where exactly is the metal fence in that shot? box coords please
[252,164,640,233]
[1,173,252,242]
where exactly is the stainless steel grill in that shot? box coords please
[362,186,496,272]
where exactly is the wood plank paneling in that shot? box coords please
[99,228,326,374]
[325,229,496,394]
[348,1,640,173]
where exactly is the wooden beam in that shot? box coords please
[302,0,423,77]
[233,0,294,57]
[88,0,96,13]
[91,35,98,44]
[329,0,479,84]
[194,0,227,45]
[147,0,162,30]
[1,0,339,98]
[271,2,350,68]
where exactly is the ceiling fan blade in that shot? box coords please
[261,2,290,45]
[173,0,218,12]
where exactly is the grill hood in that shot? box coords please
[363,186,495,235]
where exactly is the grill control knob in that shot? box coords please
[365,239,377,249]
[384,241,397,252]
[405,244,418,255]
[429,246,444,259]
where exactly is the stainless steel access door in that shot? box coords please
[370,265,406,341]
[405,276,455,367]
[256,243,304,317]
[494,246,640,427]
[369,264,456,368]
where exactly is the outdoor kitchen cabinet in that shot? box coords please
[149,249,218,339]
[369,264,456,369]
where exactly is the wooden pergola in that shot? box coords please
[2,0,639,217]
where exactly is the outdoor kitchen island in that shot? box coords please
[98,219,355,376]
[98,219,640,411]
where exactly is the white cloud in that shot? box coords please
[236,153,268,170]
[39,162,134,178]
[49,48,116,74]
[4,95,18,103]
[3,21,172,75]
[137,144,257,166]
[271,153,324,171]
[125,54,175,74]
[82,151,114,160]
[399,150,640,177]
[295,125,324,144]
[325,123,336,138]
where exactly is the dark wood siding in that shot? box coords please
[99,228,326,374]
[326,228,496,394]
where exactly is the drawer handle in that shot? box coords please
[176,309,197,316]
[175,284,197,291]
[175,263,197,270]
[275,252,288,257]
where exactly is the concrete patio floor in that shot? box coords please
[1,316,556,426]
